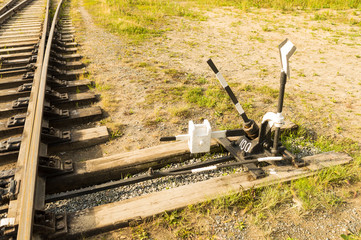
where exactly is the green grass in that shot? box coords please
[83,0,361,43]
[153,138,360,236]
[238,128,361,215]
[239,0,361,10]
[132,226,149,240]
[220,130,360,216]
[169,105,192,118]
[341,228,361,240]
[209,129,360,216]
[83,0,206,42]
[146,85,236,114]
[94,82,112,91]
[248,33,265,43]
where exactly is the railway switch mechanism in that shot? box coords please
[161,39,306,179]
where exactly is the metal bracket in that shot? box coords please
[32,49,38,55]
[41,127,71,144]
[6,115,26,128]
[235,135,263,155]
[216,137,266,179]
[47,77,68,88]
[22,72,34,80]
[33,210,67,239]
[44,105,69,120]
[12,97,29,109]
[0,178,16,203]
[17,83,32,92]
[28,55,37,63]
[45,89,69,102]
[26,63,36,71]
[0,169,15,180]
[0,137,21,153]
[39,156,73,176]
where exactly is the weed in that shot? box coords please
[164,69,185,79]
[248,34,265,43]
[82,57,91,65]
[335,125,343,133]
[341,228,361,240]
[144,116,165,126]
[313,12,331,21]
[169,106,192,118]
[262,25,273,32]
[252,184,292,213]
[124,109,134,115]
[175,226,195,239]
[183,40,199,47]
[277,127,361,212]
[196,76,208,85]
[162,210,183,228]
[109,123,126,140]
[132,226,149,240]
[184,86,234,113]
[95,82,112,91]
[297,71,306,77]
[137,62,149,68]
[235,221,245,231]
[255,85,279,99]
[211,188,260,213]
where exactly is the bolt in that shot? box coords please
[56,221,65,230]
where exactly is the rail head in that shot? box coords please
[4,0,65,239]
[0,0,35,25]
[0,0,19,16]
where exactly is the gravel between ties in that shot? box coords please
[45,140,320,214]
[45,154,244,213]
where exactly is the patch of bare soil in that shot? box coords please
[70,2,361,239]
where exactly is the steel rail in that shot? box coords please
[0,0,34,25]
[45,154,292,202]
[15,0,64,238]
[0,0,19,16]
[5,0,49,239]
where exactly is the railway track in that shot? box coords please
[0,0,108,238]
[0,0,353,239]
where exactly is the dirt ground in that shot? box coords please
[71,5,361,161]
[68,2,361,239]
